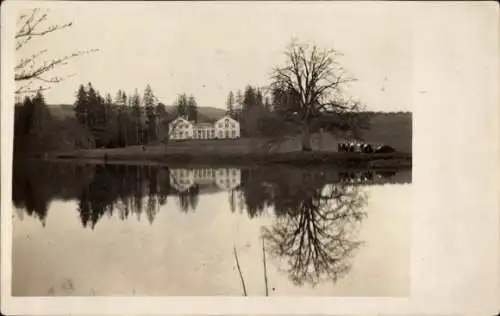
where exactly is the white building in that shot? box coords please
[213,116,240,139]
[169,116,193,140]
[169,115,240,140]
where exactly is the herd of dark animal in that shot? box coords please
[337,142,396,154]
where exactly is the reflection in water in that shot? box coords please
[169,167,241,213]
[169,167,241,192]
[262,183,367,286]
[12,161,411,292]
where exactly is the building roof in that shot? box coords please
[215,115,239,124]
[170,115,239,126]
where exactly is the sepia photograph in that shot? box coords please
[10,0,412,297]
[1,0,499,315]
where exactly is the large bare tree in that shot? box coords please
[271,40,363,151]
[15,8,97,95]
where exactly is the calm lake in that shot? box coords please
[12,161,411,296]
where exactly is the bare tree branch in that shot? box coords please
[15,49,98,82]
[269,40,364,151]
[15,83,52,96]
[15,8,98,95]
[271,40,358,117]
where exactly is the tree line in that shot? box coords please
[73,82,169,148]
[224,81,368,141]
[224,85,274,137]
[174,93,199,122]
[13,83,204,157]
[72,84,200,148]
[14,88,95,158]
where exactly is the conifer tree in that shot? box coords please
[92,90,107,147]
[235,89,244,113]
[132,89,142,144]
[264,96,272,112]
[30,87,50,134]
[105,93,113,106]
[115,90,123,105]
[243,85,256,112]
[175,93,189,118]
[74,84,88,127]
[122,91,127,107]
[187,95,198,122]
[21,96,34,135]
[155,102,168,143]
[143,84,157,142]
[256,89,264,107]
[226,91,235,117]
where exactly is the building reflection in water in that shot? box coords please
[169,167,242,192]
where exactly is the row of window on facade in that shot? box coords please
[219,121,237,129]
[172,168,239,178]
[195,130,215,139]
[173,130,237,139]
[173,177,238,186]
[175,122,237,130]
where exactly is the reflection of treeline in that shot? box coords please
[13,162,408,230]
[12,161,96,225]
[13,162,393,286]
[236,167,372,216]
[237,167,410,219]
[12,162,206,228]
[77,164,171,228]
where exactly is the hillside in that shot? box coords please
[48,104,76,119]
[47,104,227,122]
[163,105,226,123]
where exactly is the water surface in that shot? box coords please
[12,162,411,296]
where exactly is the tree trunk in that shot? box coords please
[301,121,312,152]
[136,121,140,145]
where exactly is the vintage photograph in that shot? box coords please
[11,2,412,297]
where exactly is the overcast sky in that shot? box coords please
[15,1,417,111]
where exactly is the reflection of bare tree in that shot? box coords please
[261,183,367,286]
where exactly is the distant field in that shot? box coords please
[361,112,412,153]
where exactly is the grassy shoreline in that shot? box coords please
[51,149,412,169]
